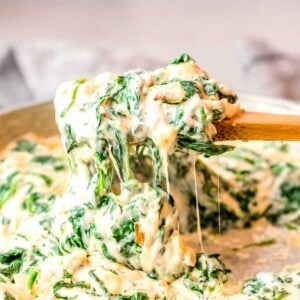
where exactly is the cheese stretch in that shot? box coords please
[0,54,300,299]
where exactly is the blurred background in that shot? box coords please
[1,0,300,110]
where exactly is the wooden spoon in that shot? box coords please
[214,111,300,141]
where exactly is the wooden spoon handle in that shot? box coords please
[214,111,300,141]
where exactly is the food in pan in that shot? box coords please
[0,54,299,299]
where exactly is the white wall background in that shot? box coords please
[0,0,299,91]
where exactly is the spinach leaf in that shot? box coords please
[112,219,136,242]
[183,253,230,295]
[0,248,25,264]
[98,75,125,105]
[13,139,36,153]
[109,128,131,181]
[112,73,141,115]
[23,192,54,214]
[212,109,223,122]
[101,243,116,262]
[0,172,18,209]
[180,80,199,99]
[96,195,116,211]
[244,238,276,249]
[60,81,85,117]
[234,188,257,213]
[64,124,77,153]
[120,242,141,257]
[94,169,108,197]
[65,207,86,249]
[63,124,90,154]
[27,268,38,291]
[267,181,300,224]
[116,292,149,300]
[29,172,52,186]
[112,216,142,258]
[0,248,26,279]
[183,273,203,295]
[86,223,102,240]
[32,155,66,173]
[280,182,300,206]
[147,269,158,280]
[27,247,46,266]
[53,275,90,299]
[177,135,234,157]
[31,155,57,164]
[242,274,288,299]
[158,79,198,100]
[145,139,163,187]
[1,217,11,225]
[4,293,16,300]
[172,53,193,64]
[76,77,87,84]
[201,78,217,96]
[88,270,109,297]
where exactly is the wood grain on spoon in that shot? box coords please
[214,111,300,141]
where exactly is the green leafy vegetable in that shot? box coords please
[271,162,295,176]
[147,269,158,280]
[172,53,193,64]
[4,293,16,300]
[88,270,109,297]
[116,292,149,300]
[112,219,136,242]
[13,140,36,153]
[65,207,86,249]
[201,78,217,96]
[244,238,276,248]
[234,188,257,213]
[86,223,102,240]
[64,124,77,153]
[0,172,18,209]
[177,135,234,157]
[23,192,39,213]
[53,272,91,299]
[242,274,288,299]
[76,77,87,84]
[96,195,116,213]
[158,78,198,101]
[180,80,199,99]
[1,217,11,225]
[31,155,65,171]
[183,273,203,295]
[27,268,38,291]
[97,73,141,116]
[233,238,277,251]
[29,172,52,186]
[0,248,25,264]
[0,248,26,279]
[23,192,54,214]
[63,124,89,153]
[101,243,116,262]
[60,81,85,117]
[31,155,57,164]
[112,217,142,258]
[280,182,300,208]
[120,242,142,257]
[211,109,223,122]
